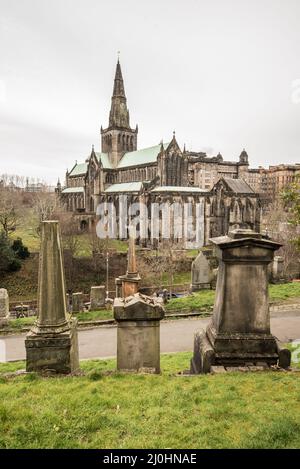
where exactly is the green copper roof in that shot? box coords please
[151,186,208,193]
[105,182,144,193]
[117,143,169,169]
[69,163,88,177]
[62,186,84,194]
[95,152,112,169]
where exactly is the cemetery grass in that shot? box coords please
[166,282,300,312]
[0,352,300,449]
[2,310,113,331]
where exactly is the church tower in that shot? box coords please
[101,60,138,167]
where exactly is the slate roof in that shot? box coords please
[104,182,145,193]
[117,143,170,169]
[69,163,88,177]
[62,186,84,194]
[222,178,254,194]
[151,186,208,193]
[95,152,112,169]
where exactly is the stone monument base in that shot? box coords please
[25,320,79,374]
[0,318,9,327]
[191,326,291,374]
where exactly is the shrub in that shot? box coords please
[0,232,28,273]
[11,238,30,260]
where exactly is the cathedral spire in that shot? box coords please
[109,59,130,128]
[112,59,126,97]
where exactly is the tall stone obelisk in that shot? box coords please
[119,225,141,297]
[25,221,79,373]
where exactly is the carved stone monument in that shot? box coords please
[191,251,213,291]
[191,229,291,373]
[118,229,141,298]
[113,293,165,373]
[90,286,105,310]
[0,289,9,326]
[113,229,164,373]
[25,221,79,374]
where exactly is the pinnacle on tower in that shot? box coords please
[109,60,130,128]
[112,60,126,97]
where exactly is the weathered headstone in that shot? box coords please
[113,293,165,373]
[272,256,285,283]
[191,251,213,291]
[90,286,106,310]
[72,292,84,313]
[191,229,291,373]
[0,289,9,326]
[25,221,79,374]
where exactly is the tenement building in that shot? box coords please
[59,60,261,247]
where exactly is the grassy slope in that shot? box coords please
[166,282,300,312]
[0,352,299,449]
[11,208,40,252]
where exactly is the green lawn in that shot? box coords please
[75,310,113,321]
[1,310,114,332]
[0,352,299,449]
[12,208,40,252]
[3,282,300,331]
[166,282,300,312]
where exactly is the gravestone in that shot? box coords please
[0,289,9,326]
[25,221,79,374]
[272,256,285,283]
[191,229,291,373]
[90,286,106,310]
[72,292,84,313]
[191,251,213,291]
[113,293,165,373]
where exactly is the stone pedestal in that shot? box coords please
[26,319,79,374]
[113,293,165,373]
[72,292,84,313]
[25,221,79,374]
[191,229,291,373]
[191,251,213,291]
[120,273,141,297]
[90,286,106,310]
[0,288,9,326]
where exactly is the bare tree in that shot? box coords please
[263,198,300,276]
[32,192,59,234]
[0,188,20,237]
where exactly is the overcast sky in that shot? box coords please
[1,0,300,184]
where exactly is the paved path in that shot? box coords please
[1,312,300,362]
